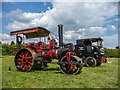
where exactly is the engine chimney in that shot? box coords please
[58,24,63,47]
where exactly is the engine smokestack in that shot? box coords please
[58,24,63,47]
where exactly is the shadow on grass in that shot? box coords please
[54,70,83,75]
[83,64,103,67]
[54,71,63,74]
[33,66,83,75]
[77,71,82,75]
[43,67,60,71]
[33,67,60,71]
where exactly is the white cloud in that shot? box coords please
[0,34,10,40]
[102,34,118,49]
[5,2,118,48]
[6,2,118,31]
[64,29,118,49]
[114,18,118,21]
[107,25,116,30]
[64,26,107,44]
[44,2,47,6]
[6,9,43,23]
[0,34,15,44]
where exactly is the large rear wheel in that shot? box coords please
[15,48,35,72]
[60,55,83,75]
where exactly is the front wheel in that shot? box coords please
[84,57,96,67]
[60,55,83,75]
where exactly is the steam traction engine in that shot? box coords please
[10,25,83,75]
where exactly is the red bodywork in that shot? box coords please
[10,29,38,36]
[11,27,59,60]
[23,42,58,60]
[101,58,107,63]
[66,52,76,62]
[66,52,77,69]
[14,49,19,54]
[11,27,77,61]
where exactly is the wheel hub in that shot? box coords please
[88,59,94,66]
[23,58,27,62]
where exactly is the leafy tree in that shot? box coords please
[0,41,2,44]
[104,48,119,58]
[10,41,15,45]
[2,43,25,56]
[2,44,10,55]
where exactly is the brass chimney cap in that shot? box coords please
[58,24,63,26]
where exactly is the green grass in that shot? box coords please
[2,56,118,88]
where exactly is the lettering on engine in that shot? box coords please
[79,47,84,50]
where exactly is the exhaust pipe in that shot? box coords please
[58,24,63,48]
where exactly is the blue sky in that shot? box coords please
[1,2,119,49]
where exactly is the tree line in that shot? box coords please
[0,41,119,58]
[104,48,119,58]
[1,41,25,56]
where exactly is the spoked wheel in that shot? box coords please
[84,57,96,67]
[15,48,35,72]
[60,55,83,75]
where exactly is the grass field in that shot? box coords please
[2,56,118,88]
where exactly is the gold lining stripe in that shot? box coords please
[56,49,58,59]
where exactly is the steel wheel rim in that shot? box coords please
[60,56,79,74]
[87,58,95,67]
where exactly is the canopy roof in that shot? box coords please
[10,27,50,39]
[77,37,103,42]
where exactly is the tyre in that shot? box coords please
[84,57,96,67]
